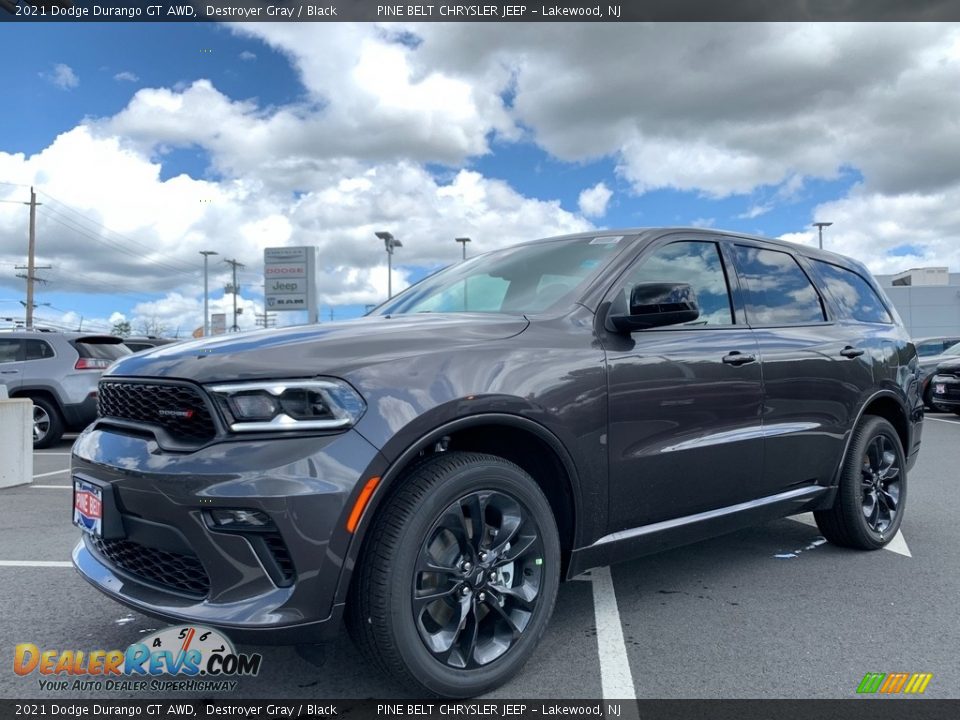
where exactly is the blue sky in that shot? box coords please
[1,22,957,334]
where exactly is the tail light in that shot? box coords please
[75,358,111,370]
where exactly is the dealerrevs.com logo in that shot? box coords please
[14,625,262,693]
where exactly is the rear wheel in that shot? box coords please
[346,451,560,697]
[815,415,906,550]
[30,397,64,449]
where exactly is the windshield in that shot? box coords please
[373,235,630,316]
[945,342,960,356]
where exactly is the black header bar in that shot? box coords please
[3,0,960,22]
[0,700,957,720]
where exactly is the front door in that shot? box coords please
[602,238,764,532]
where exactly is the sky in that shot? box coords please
[1,22,960,335]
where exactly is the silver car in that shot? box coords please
[0,330,131,447]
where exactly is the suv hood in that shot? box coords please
[106,313,529,383]
[934,358,960,373]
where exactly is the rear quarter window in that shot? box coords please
[812,260,892,324]
[72,339,132,360]
[731,245,825,325]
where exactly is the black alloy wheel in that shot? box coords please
[815,415,907,549]
[859,434,902,535]
[413,490,545,670]
[347,451,560,697]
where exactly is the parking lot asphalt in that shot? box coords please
[2,415,958,700]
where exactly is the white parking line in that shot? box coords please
[33,469,69,479]
[789,512,911,557]
[33,452,73,456]
[0,561,72,568]
[589,566,638,702]
[926,416,960,425]
[32,485,70,489]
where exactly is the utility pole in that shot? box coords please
[14,187,48,329]
[223,258,245,332]
[200,250,218,337]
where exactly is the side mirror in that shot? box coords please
[609,282,700,332]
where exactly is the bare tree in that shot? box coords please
[133,315,170,338]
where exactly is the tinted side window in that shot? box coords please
[73,341,132,360]
[916,343,941,357]
[617,241,733,326]
[732,246,825,325]
[812,260,892,324]
[25,339,55,360]
[0,339,20,364]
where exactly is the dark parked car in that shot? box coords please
[914,336,960,358]
[916,340,960,409]
[71,228,923,697]
[928,359,960,414]
[122,335,177,353]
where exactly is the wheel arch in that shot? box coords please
[335,413,584,604]
[11,386,65,416]
[832,390,911,485]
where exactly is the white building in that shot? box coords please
[873,268,960,339]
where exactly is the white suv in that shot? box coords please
[0,331,130,447]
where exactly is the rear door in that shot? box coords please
[602,237,764,531]
[0,338,24,395]
[726,243,872,493]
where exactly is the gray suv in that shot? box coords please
[0,331,130,447]
[71,229,922,697]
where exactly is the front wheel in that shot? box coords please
[814,415,906,550]
[346,451,561,697]
[31,397,64,449]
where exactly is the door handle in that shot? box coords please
[0,370,20,374]
[722,351,756,366]
[840,346,865,358]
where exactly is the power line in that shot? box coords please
[38,207,202,278]
[36,190,200,274]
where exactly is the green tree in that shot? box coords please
[111,320,131,337]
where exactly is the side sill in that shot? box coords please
[567,485,829,578]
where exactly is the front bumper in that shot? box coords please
[929,374,960,410]
[70,423,386,643]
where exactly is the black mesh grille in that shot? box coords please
[264,533,295,585]
[98,381,217,443]
[90,537,210,597]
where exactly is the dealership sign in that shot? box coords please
[264,246,318,321]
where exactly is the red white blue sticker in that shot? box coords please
[73,479,103,537]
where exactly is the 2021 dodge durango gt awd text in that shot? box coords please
[71,228,923,697]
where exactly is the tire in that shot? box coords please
[814,416,906,550]
[30,396,64,449]
[346,451,561,698]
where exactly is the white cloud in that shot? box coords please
[239,51,257,61]
[43,63,79,90]
[780,184,960,276]
[113,71,139,83]
[578,182,612,218]
[0,121,589,333]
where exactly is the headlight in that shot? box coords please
[207,379,366,432]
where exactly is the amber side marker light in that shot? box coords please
[346,477,381,533]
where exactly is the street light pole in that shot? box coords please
[455,237,471,261]
[812,221,833,250]
[200,250,218,337]
[375,231,403,299]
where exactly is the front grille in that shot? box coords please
[98,381,217,443]
[90,536,210,597]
